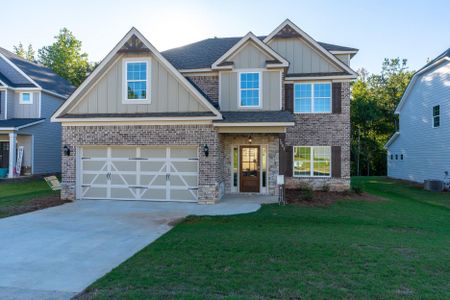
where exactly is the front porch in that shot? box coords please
[0,132,33,179]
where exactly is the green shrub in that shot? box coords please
[322,184,330,192]
[351,184,364,195]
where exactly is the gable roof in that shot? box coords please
[0,47,75,98]
[264,19,357,77]
[211,32,289,70]
[52,27,222,122]
[162,37,357,71]
[0,118,45,130]
[395,48,450,114]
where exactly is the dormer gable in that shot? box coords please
[52,28,221,122]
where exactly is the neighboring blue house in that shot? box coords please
[0,47,74,178]
[386,49,450,183]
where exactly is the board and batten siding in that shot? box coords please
[388,60,450,183]
[13,91,40,118]
[69,53,208,114]
[335,54,350,66]
[229,41,272,69]
[220,70,281,110]
[0,91,5,120]
[20,92,64,174]
[268,37,340,74]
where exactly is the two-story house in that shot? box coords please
[386,48,450,183]
[52,19,358,203]
[0,47,74,178]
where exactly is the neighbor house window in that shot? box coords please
[124,59,150,103]
[390,154,394,160]
[239,72,260,107]
[19,92,33,104]
[294,82,331,113]
[293,146,331,177]
[400,154,404,160]
[433,105,440,128]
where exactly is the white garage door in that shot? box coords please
[78,146,199,202]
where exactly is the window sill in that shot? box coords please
[122,99,151,105]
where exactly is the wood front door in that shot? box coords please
[0,142,9,168]
[240,146,260,193]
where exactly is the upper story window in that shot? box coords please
[433,105,440,128]
[294,82,331,113]
[123,58,150,104]
[19,92,33,105]
[239,72,261,108]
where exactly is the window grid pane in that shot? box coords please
[294,84,312,113]
[240,73,260,107]
[313,146,331,176]
[313,83,331,113]
[293,146,331,177]
[294,146,311,176]
[126,62,148,100]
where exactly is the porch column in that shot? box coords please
[8,132,16,178]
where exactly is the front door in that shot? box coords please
[0,142,9,168]
[240,146,260,193]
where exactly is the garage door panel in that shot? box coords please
[79,146,198,202]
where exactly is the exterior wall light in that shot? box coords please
[248,135,252,144]
[203,144,209,157]
[63,145,71,156]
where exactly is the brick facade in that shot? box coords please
[61,124,224,204]
[186,75,219,107]
[284,81,351,191]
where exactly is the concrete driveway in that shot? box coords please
[0,197,273,300]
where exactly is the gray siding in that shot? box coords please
[388,61,450,183]
[268,37,340,74]
[6,90,14,118]
[20,92,64,174]
[335,54,350,66]
[0,91,5,120]
[12,91,40,118]
[69,53,208,114]
[220,70,281,111]
[230,41,271,69]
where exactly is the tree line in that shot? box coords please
[15,29,416,176]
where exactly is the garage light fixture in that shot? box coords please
[203,144,209,157]
[63,145,71,156]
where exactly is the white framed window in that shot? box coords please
[123,58,151,104]
[432,105,440,128]
[293,146,331,177]
[239,72,261,108]
[19,92,33,105]
[294,82,331,113]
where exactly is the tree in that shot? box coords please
[38,28,91,86]
[13,43,35,62]
[351,59,414,176]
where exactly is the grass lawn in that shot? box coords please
[80,177,450,299]
[0,178,60,218]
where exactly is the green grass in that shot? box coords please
[0,178,58,218]
[82,177,450,299]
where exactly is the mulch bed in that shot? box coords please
[0,196,71,217]
[286,189,384,206]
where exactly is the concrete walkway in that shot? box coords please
[0,196,275,300]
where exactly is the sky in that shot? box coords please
[1,0,449,74]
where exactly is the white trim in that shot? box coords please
[279,71,283,109]
[329,50,358,55]
[0,52,42,89]
[31,135,34,174]
[4,89,7,119]
[8,132,17,178]
[0,79,7,87]
[212,32,289,70]
[395,57,450,114]
[285,75,356,81]
[38,92,41,118]
[19,91,33,105]
[52,27,222,122]
[179,68,213,73]
[122,58,151,104]
[293,82,332,114]
[264,19,358,77]
[213,122,294,127]
[237,71,262,109]
[292,146,331,178]
[384,132,399,149]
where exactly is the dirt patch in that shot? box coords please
[0,196,70,217]
[286,189,384,206]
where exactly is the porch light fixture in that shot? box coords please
[63,145,71,156]
[203,144,209,157]
[248,135,252,144]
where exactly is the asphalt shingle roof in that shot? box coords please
[161,36,358,70]
[0,56,36,88]
[0,47,75,98]
[60,112,216,118]
[214,111,295,123]
[0,118,44,129]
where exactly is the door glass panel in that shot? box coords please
[233,147,238,187]
[241,147,259,177]
[141,147,166,159]
[170,147,197,158]
[261,146,267,187]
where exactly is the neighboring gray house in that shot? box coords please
[386,49,450,183]
[0,47,74,178]
[52,19,358,203]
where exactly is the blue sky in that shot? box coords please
[1,0,449,74]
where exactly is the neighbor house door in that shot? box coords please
[239,146,260,193]
[0,142,9,168]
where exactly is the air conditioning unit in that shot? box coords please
[424,180,444,192]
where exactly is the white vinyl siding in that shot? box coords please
[294,82,331,113]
